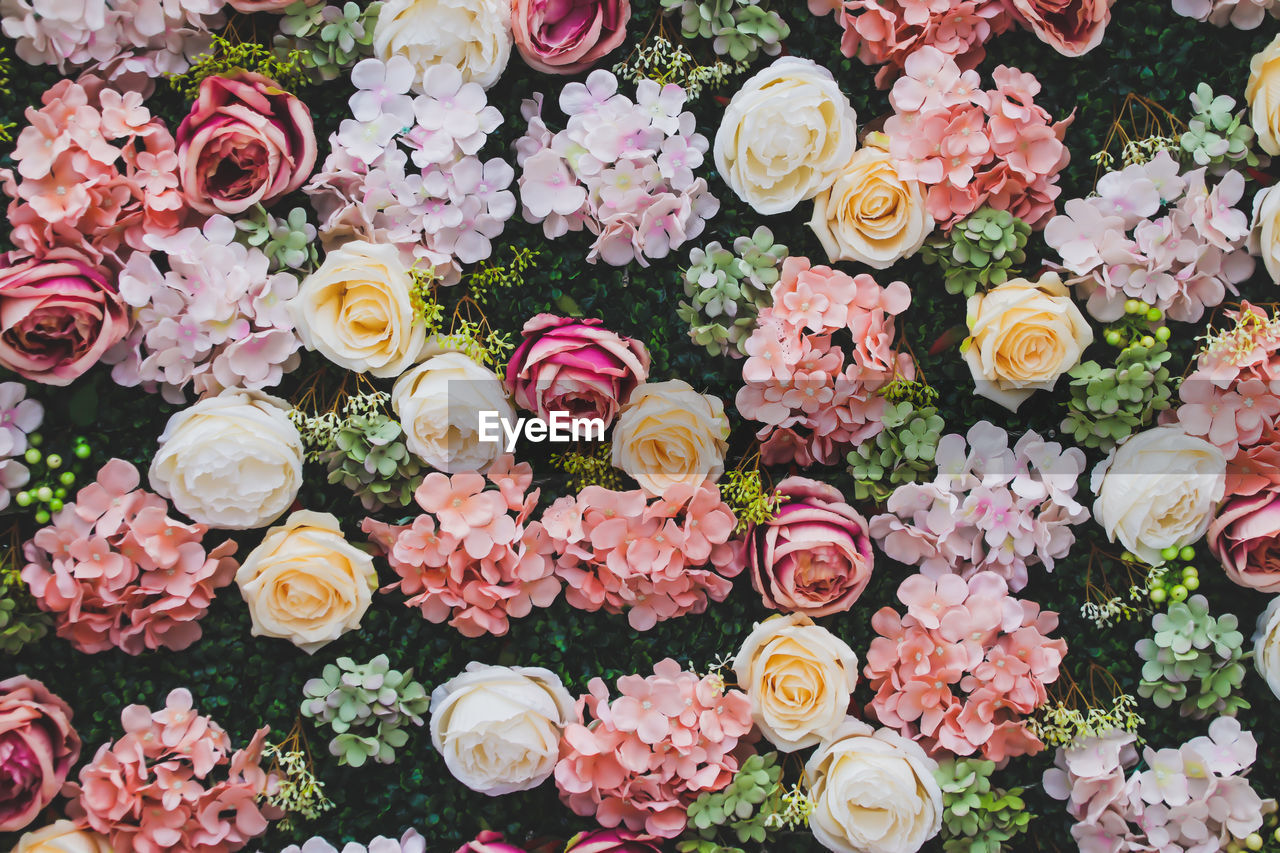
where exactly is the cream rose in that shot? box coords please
[1251,184,1280,283]
[11,821,114,853]
[373,0,512,91]
[732,613,858,752]
[962,273,1094,411]
[809,139,931,269]
[806,717,943,853]
[291,241,427,378]
[392,348,514,473]
[611,379,729,497]
[714,57,858,216]
[236,510,378,654]
[1253,597,1280,700]
[1248,33,1280,156]
[430,662,574,796]
[1091,425,1227,566]
[150,389,304,530]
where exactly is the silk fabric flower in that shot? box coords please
[0,677,80,833]
[512,0,630,74]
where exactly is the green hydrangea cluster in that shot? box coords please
[921,208,1030,297]
[277,1,381,82]
[322,412,424,510]
[1135,595,1250,719]
[1061,339,1174,450]
[847,399,945,501]
[0,575,50,655]
[659,0,789,62]
[300,655,431,767]
[235,205,319,272]
[934,758,1032,853]
[677,227,787,358]
[1181,83,1264,170]
[684,752,783,848]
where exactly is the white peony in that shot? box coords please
[372,0,512,91]
[1253,596,1280,700]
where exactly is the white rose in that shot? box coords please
[392,348,514,473]
[1250,184,1280,283]
[151,389,304,530]
[805,717,943,853]
[429,662,575,795]
[611,379,729,497]
[373,0,512,91]
[290,241,427,378]
[1247,33,1280,156]
[714,57,858,216]
[1253,597,1280,700]
[732,613,858,752]
[1091,425,1227,566]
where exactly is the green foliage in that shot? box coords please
[847,399,945,501]
[720,465,781,533]
[1027,694,1145,750]
[935,758,1032,853]
[921,208,1030,298]
[276,1,381,82]
[1060,339,1174,450]
[612,35,746,100]
[659,0,790,63]
[236,206,320,272]
[1135,595,1250,719]
[469,247,540,306]
[169,34,307,99]
[677,227,786,357]
[262,737,335,831]
[323,411,424,510]
[300,654,430,767]
[0,47,13,143]
[1181,83,1263,170]
[550,442,622,492]
[0,564,49,655]
[685,752,784,846]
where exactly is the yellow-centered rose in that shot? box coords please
[1248,34,1280,156]
[1251,184,1280,283]
[11,822,114,853]
[611,379,729,497]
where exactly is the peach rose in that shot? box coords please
[611,379,729,496]
[11,821,113,853]
[512,0,630,74]
[1249,34,1280,156]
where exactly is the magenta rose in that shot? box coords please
[0,676,81,832]
[748,476,874,617]
[455,832,562,853]
[505,314,650,426]
[512,0,631,74]
[0,252,129,386]
[1208,487,1280,593]
[176,72,317,216]
[227,0,320,10]
[1005,0,1113,56]
[565,830,664,852]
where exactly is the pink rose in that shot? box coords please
[748,476,874,616]
[227,0,320,10]
[1209,487,1280,593]
[505,314,650,427]
[0,676,81,832]
[0,252,129,386]
[512,0,631,74]
[176,72,317,216]
[565,829,664,852]
[1004,0,1113,55]
[455,832,553,853]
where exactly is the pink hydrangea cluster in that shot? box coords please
[554,658,753,838]
[306,57,514,285]
[1172,0,1278,27]
[869,421,1089,591]
[734,256,915,467]
[515,69,718,267]
[20,458,238,655]
[884,47,1071,229]
[1045,151,1254,323]
[362,456,560,638]
[66,687,279,853]
[1043,719,1269,853]
[0,382,43,512]
[104,216,302,403]
[540,482,743,631]
[864,571,1067,763]
[0,76,185,269]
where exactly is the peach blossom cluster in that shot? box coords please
[554,658,753,838]
[20,459,238,655]
[734,256,914,467]
[884,47,1071,230]
[541,482,743,631]
[66,688,279,853]
[363,456,560,638]
[864,571,1067,763]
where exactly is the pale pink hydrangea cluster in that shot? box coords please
[1172,0,1278,27]
[864,571,1067,764]
[541,482,744,631]
[0,383,43,512]
[1045,151,1254,323]
[0,76,185,269]
[884,47,1071,229]
[20,459,239,655]
[362,456,560,638]
[515,69,719,267]
[735,256,915,467]
[1043,719,1270,853]
[66,688,279,853]
[104,216,302,404]
[554,658,754,838]
[869,421,1089,591]
[305,57,515,285]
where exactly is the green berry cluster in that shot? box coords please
[322,411,424,511]
[13,434,93,524]
[720,467,781,533]
[1139,546,1201,605]
[551,443,622,493]
[1135,595,1250,719]
[170,35,307,99]
[677,227,787,358]
[847,400,945,502]
[684,753,784,848]
[468,247,540,307]
[276,1,381,82]
[1061,332,1174,450]
[1182,83,1264,170]
[1225,811,1280,852]
[659,0,790,63]
[921,208,1030,298]
[934,758,1032,853]
[300,654,431,767]
[236,206,319,272]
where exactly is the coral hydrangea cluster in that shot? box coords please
[516,69,718,266]
[735,256,914,467]
[363,456,560,638]
[884,47,1072,230]
[864,571,1067,763]
[870,421,1089,591]
[21,459,238,654]
[554,658,754,838]
[0,382,42,511]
